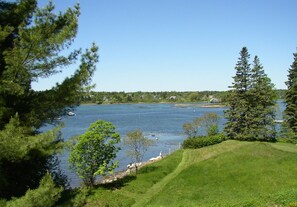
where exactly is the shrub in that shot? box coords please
[5,173,62,207]
[182,133,227,149]
[183,113,220,138]
[207,125,219,136]
[278,137,297,144]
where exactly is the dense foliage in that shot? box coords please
[82,91,228,104]
[69,120,120,187]
[81,90,284,105]
[5,173,62,207]
[284,52,297,137]
[224,47,276,141]
[182,133,226,149]
[0,0,98,203]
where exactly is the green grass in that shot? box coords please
[146,141,297,207]
[58,140,297,207]
[58,149,183,206]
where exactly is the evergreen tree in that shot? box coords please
[224,47,252,140]
[0,0,98,200]
[248,56,276,141]
[284,52,297,135]
[224,48,276,141]
[5,173,62,207]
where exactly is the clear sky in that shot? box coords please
[32,0,297,92]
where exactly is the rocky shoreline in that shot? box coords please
[98,156,163,184]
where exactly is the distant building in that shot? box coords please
[169,96,177,101]
[209,98,220,103]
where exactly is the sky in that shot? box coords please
[32,0,297,92]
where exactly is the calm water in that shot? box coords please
[43,101,285,188]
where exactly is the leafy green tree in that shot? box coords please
[284,52,297,136]
[0,0,98,200]
[69,120,120,187]
[200,113,220,136]
[188,92,201,102]
[123,129,154,173]
[224,48,276,141]
[183,113,220,138]
[183,122,198,138]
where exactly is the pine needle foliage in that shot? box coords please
[224,47,276,141]
[284,52,297,136]
[0,0,98,201]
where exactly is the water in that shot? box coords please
[43,101,285,188]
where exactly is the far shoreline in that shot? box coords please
[81,102,227,108]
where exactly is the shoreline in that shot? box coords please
[174,103,226,108]
[98,156,164,185]
[81,102,226,108]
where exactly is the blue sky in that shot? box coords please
[32,0,297,92]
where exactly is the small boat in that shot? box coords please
[274,120,283,123]
[67,112,76,116]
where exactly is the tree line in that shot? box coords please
[1,0,297,206]
[83,91,228,104]
[81,89,285,105]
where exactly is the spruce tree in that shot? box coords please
[224,47,252,140]
[0,0,98,200]
[248,56,276,141]
[284,52,297,135]
[224,48,276,141]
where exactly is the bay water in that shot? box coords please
[43,101,285,188]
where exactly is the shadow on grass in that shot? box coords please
[57,187,95,207]
[138,165,159,174]
[98,175,137,190]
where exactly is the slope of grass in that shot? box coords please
[58,149,184,207]
[59,140,297,207]
[146,141,297,206]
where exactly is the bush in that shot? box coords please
[278,137,297,144]
[182,133,227,149]
[207,125,219,136]
[5,173,62,207]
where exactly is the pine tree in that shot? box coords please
[0,0,98,200]
[284,52,297,135]
[224,48,276,141]
[248,56,276,141]
[224,47,252,140]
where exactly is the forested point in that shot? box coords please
[80,89,286,105]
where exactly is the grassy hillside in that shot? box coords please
[59,141,297,207]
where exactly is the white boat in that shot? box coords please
[274,120,283,123]
[67,112,76,116]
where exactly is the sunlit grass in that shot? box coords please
[58,141,297,207]
[147,142,297,206]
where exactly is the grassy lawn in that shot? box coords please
[146,141,297,206]
[58,149,184,206]
[58,141,297,207]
